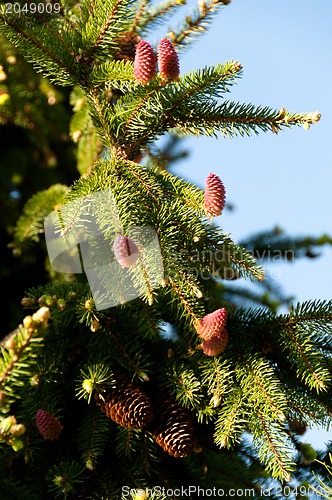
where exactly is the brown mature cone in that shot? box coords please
[153,391,196,458]
[94,375,153,430]
[114,32,141,61]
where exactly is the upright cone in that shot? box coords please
[35,409,63,441]
[197,307,228,341]
[157,38,180,83]
[134,40,157,85]
[204,173,226,218]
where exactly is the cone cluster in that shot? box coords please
[94,373,196,458]
[94,375,153,430]
[204,172,226,218]
[35,409,63,441]
[133,38,180,85]
[197,308,229,356]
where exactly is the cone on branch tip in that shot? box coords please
[204,173,226,218]
[94,375,154,430]
[199,328,228,356]
[114,234,139,268]
[196,307,228,341]
[153,392,196,458]
[157,38,180,83]
[133,40,157,85]
[35,409,63,441]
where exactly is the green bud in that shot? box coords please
[11,437,24,452]
[82,379,94,394]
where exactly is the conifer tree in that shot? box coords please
[1,1,332,499]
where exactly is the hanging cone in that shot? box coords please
[204,173,226,218]
[201,328,228,356]
[95,374,153,430]
[35,409,63,441]
[196,307,228,341]
[134,40,157,85]
[157,38,180,83]
[114,234,139,268]
[153,391,196,458]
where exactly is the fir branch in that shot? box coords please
[82,0,138,64]
[77,406,112,468]
[214,389,248,448]
[168,277,202,325]
[0,12,80,85]
[168,0,229,52]
[89,59,135,88]
[118,61,242,150]
[0,321,45,388]
[128,0,150,34]
[165,362,204,409]
[137,0,185,35]
[172,101,321,138]
[253,411,295,482]
[280,324,330,393]
[11,184,69,251]
[237,355,288,422]
[199,357,235,408]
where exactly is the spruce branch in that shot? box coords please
[253,412,295,482]
[168,0,230,52]
[137,0,186,36]
[280,324,330,393]
[0,12,80,86]
[90,59,135,88]
[82,0,138,64]
[118,61,242,150]
[214,389,248,448]
[11,184,69,252]
[172,100,321,138]
[0,308,49,390]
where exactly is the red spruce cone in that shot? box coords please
[134,40,157,85]
[153,391,196,458]
[95,375,153,430]
[197,307,228,341]
[204,173,226,218]
[35,409,63,441]
[201,328,228,356]
[157,38,180,83]
[114,234,139,268]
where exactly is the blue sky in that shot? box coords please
[153,0,332,450]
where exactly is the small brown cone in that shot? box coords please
[153,391,195,458]
[95,374,153,430]
[114,32,141,62]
